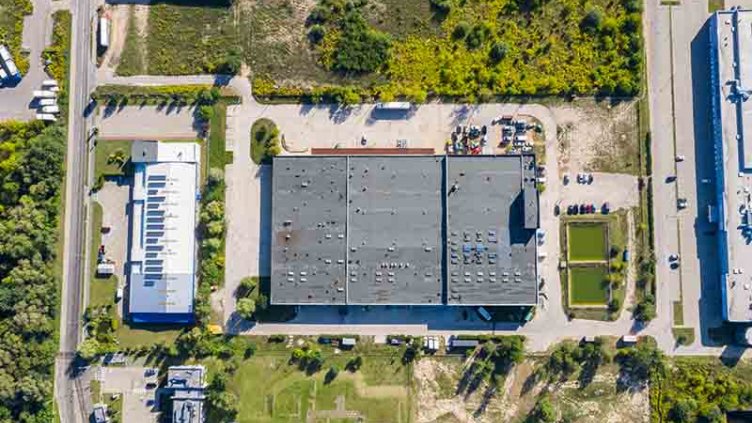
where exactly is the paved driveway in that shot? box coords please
[99,366,158,423]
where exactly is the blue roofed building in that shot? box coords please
[127,141,200,324]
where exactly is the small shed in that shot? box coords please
[96,262,115,277]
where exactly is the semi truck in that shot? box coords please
[39,98,57,106]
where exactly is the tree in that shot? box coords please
[634,295,656,321]
[618,340,665,384]
[581,9,603,32]
[221,48,243,75]
[207,390,238,422]
[347,355,363,371]
[236,298,256,320]
[198,105,215,122]
[308,24,326,44]
[453,21,470,40]
[106,149,127,167]
[240,276,258,293]
[489,42,508,63]
[669,398,695,422]
[77,338,101,361]
[530,396,556,422]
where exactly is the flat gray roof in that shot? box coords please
[348,156,444,304]
[271,157,348,304]
[713,9,752,322]
[270,155,538,306]
[446,156,538,305]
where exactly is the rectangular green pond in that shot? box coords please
[569,266,609,305]
[568,222,607,261]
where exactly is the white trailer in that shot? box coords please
[35,113,57,122]
[42,79,58,87]
[39,98,57,106]
[3,59,19,78]
[0,68,7,80]
[0,46,11,62]
[33,90,56,98]
[99,17,110,48]
[375,102,411,111]
[41,105,60,114]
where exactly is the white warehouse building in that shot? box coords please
[128,141,200,324]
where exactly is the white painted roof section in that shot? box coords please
[128,141,200,319]
[715,9,752,321]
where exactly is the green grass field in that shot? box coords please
[568,223,607,262]
[89,202,118,308]
[95,140,132,179]
[569,266,609,305]
[220,347,411,423]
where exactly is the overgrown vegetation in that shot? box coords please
[0,122,67,422]
[42,11,71,119]
[651,358,752,422]
[249,118,281,164]
[119,0,643,101]
[0,0,32,74]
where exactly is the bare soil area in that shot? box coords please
[414,357,649,423]
[553,100,640,176]
[100,5,131,72]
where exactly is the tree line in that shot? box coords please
[0,122,66,422]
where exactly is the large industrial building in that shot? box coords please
[270,154,539,307]
[127,141,200,323]
[710,8,752,322]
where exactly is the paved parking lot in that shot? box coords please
[559,172,640,212]
[99,366,158,423]
[97,105,201,140]
[0,0,56,121]
[259,103,545,153]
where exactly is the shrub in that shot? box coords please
[489,42,508,63]
[308,24,326,44]
[465,24,491,49]
[333,13,391,73]
[530,396,556,422]
[452,21,470,40]
[429,0,452,14]
[221,48,243,75]
[581,9,603,32]
[198,105,215,121]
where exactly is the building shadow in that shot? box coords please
[690,17,724,346]
[257,164,272,277]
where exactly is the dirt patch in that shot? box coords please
[414,358,649,423]
[100,5,131,71]
[552,100,639,176]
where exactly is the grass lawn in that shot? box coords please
[114,322,183,349]
[223,346,412,423]
[673,301,684,326]
[672,327,695,346]
[208,100,232,169]
[250,118,279,165]
[568,222,607,262]
[89,202,118,308]
[569,266,609,306]
[708,0,724,13]
[95,140,132,179]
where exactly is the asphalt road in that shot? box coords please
[645,0,725,353]
[54,0,96,420]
